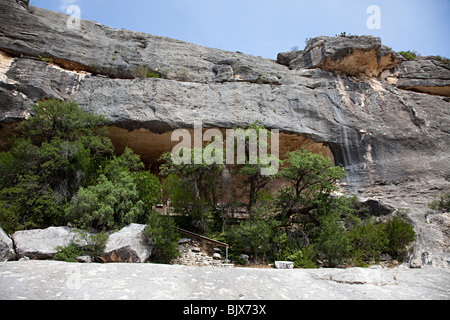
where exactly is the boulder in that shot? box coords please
[76,255,93,263]
[0,226,15,262]
[102,224,154,263]
[360,199,395,216]
[277,50,302,67]
[278,35,401,77]
[11,226,84,260]
[239,254,250,265]
[178,238,192,245]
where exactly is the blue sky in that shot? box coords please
[31,0,450,59]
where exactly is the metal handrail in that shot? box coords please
[174,227,230,263]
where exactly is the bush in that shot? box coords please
[66,172,144,231]
[225,205,278,264]
[314,211,351,267]
[0,175,63,234]
[398,50,417,61]
[285,247,318,269]
[131,65,160,79]
[75,229,109,258]
[347,216,387,266]
[384,216,416,261]
[53,230,109,262]
[431,56,450,64]
[336,32,352,38]
[428,192,450,211]
[145,212,180,263]
[53,242,85,263]
[271,229,317,268]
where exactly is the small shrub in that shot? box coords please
[38,55,54,64]
[131,65,160,79]
[431,56,450,64]
[225,205,278,264]
[75,229,109,258]
[384,216,416,261]
[336,32,352,38]
[54,242,84,262]
[428,192,450,211]
[285,247,318,269]
[398,50,417,61]
[146,71,160,78]
[66,172,144,231]
[53,230,109,262]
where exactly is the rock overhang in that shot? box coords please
[0,0,448,192]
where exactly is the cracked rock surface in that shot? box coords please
[0,261,448,300]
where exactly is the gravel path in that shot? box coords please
[0,261,449,300]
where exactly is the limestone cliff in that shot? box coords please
[0,0,449,268]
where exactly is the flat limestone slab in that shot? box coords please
[275,261,294,269]
[0,261,449,300]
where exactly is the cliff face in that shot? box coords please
[0,0,449,266]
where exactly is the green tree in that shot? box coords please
[276,149,346,225]
[314,210,351,267]
[0,138,40,189]
[66,172,144,231]
[0,175,61,234]
[347,216,387,266]
[160,147,224,234]
[0,100,113,217]
[18,100,113,200]
[18,100,112,154]
[103,147,145,178]
[225,205,278,264]
[0,100,162,232]
[145,212,180,263]
[232,122,279,213]
[132,171,162,219]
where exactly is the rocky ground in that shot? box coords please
[0,260,448,300]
